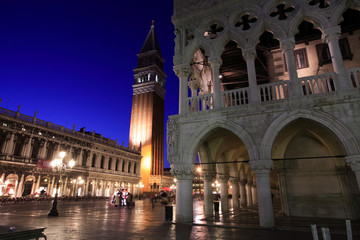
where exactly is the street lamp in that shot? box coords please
[138,182,144,199]
[48,151,75,217]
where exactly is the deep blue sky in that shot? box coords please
[0,0,178,168]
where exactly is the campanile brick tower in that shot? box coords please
[129,21,166,192]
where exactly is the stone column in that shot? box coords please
[251,176,258,205]
[86,151,92,167]
[322,26,351,90]
[208,57,222,109]
[100,180,105,196]
[77,149,83,166]
[16,174,25,197]
[281,38,301,96]
[345,155,360,191]
[336,167,356,219]
[62,177,68,196]
[0,173,5,183]
[203,171,216,217]
[35,175,41,194]
[239,179,247,207]
[230,178,240,210]
[124,161,129,173]
[1,133,13,154]
[276,169,289,216]
[174,66,190,114]
[172,164,194,223]
[84,178,90,196]
[26,137,34,158]
[246,174,253,207]
[6,133,15,155]
[38,140,47,159]
[31,179,36,194]
[20,137,29,157]
[242,47,260,103]
[219,175,229,212]
[250,160,275,228]
[49,176,55,196]
[92,180,97,196]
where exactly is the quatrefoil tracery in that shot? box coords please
[235,14,258,31]
[270,3,295,20]
[204,23,224,39]
[308,0,330,9]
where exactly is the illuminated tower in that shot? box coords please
[129,21,166,192]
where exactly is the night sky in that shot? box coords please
[0,1,178,168]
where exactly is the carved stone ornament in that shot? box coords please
[202,171,216,181]
[168,154,180,164]
[249,160,273,175]
[170,165,194,179]
[229,177,240,184]
[345,155,360,172]
[218,174,229,182]
[166,118,179,158]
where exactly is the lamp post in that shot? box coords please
[48,151,75,216]
[138,182,144,199]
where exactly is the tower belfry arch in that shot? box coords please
[129,21,167,192]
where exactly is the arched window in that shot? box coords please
[115,159,119,171]
[91,154,96,167]
[108,158,112,170]
[82,151,87,166]
[100,156,105,169]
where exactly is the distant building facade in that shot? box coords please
[0,106,141,198]
[168,0,360,227]
[129,21,166,193]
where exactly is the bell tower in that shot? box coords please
[129,21,166,192]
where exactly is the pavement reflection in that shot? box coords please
[0,198,355,239]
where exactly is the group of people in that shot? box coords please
[112,189,133,208]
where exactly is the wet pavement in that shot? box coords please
[0,199,358,239]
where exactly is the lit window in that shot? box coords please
[2,123,7,127]
[21,128,26,131]
[294,48,309,69]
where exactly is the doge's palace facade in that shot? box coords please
[168,0,360,227]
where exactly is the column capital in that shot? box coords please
[229,177,240,184]
[208,57,222,67]
[202,171,216,181]
[249,160,273,175]
[171,164,194,180]
[188,78,200,91]
[280,37,295,52]
[218,174,229,182]
[242,47,257,61]
[345,155,360,171]
[239,179,247,186]
[322,26,341,43]
[173,65,191,78]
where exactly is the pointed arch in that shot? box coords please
[260,109,360,160]
[183,119,259,165]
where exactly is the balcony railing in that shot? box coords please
[186,67,360,113]
[299,72,336,95]
[348,67,360,88]
[222,88,249,108]
[187,93,213,112]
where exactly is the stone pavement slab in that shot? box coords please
[0,199,357,239]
